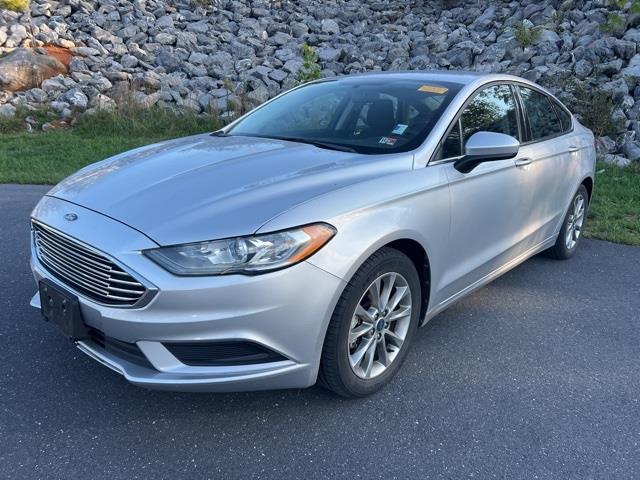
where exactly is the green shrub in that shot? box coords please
[514,23,540,48]
[567,81,623,138]
[296,43,321,84]
[0,0,29,12]
[601,12,626,33]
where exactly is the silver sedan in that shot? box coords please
[29,72,595,397]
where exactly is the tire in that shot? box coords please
[544,184,589,260]
[318,247,421,398]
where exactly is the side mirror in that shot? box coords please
[454,131,520,174]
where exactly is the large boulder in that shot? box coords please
[0,48,68,92]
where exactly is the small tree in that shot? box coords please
[0,0,30,12]
[0,0,35,48]
[296,43,321,84]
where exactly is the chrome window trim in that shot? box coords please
[427,80,575,166]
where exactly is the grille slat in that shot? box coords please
[36,235,113,273]
[36,226,114,267]
[33,222,147,306]
[39,252,111,294]
[36,239,112,284]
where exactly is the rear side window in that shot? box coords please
[519,87,563,140]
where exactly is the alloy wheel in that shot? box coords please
[565,193,586,250]
[347,272,412,379]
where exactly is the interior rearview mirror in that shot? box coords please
[453,131,520,174]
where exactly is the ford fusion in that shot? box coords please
[30,72,595,397]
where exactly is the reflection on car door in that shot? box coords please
[434,84,534,306]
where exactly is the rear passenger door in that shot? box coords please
[515,86,575,242]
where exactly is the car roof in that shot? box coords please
[323,70,529,87]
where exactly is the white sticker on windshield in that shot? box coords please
[391,124,408,135]
[379,136,397,146]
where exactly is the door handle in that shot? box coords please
[515,158,532,167]
[568,145,580,153]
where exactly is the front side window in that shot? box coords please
[437,84,519,159]
[460,85,519,141]
[228,79,462,155]
[519,87,563,140]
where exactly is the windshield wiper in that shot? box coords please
[210,130,230,137]
[260,135,358,153]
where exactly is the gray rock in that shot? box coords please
[574,59,592,78]
[602,154,631,167]
[622,141,640,161]
[621,54,640,87]
[120,54,139,68]
[92,94,116,111]
[156,49,181,72]
[0,103,16,118]
[272,32,292,46]
[291,22,309,38]
[156,15,175,29]
[283,59,303,74]
[602,78,629,102]
[72,47,101,57]
[156,33,177,45]
[60,89,89,110]
[321,19,340,35]
[614,39,637,60]
[246,83,270,106]
[317,47,341,62]
[596,136,616,155]
[25,88,48,103]
[268,69,287,82]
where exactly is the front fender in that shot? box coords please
[259,165,453,308]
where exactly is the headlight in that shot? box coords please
[144,223,336,275]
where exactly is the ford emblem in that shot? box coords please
[64,213,78,221]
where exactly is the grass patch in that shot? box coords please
[586,162,640,246]
[0,107,220,184]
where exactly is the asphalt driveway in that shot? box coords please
[1,184,639,479]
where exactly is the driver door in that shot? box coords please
[434,84,534,304]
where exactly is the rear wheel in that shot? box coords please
[318,248,421,398]
[545,184,588,260]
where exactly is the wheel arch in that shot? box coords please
[384,239,431,325]
[581,176,593,203]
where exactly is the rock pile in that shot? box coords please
[1,0,640,162]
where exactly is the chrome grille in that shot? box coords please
[32,221,147,306]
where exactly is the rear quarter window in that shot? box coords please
[519,86,563,140]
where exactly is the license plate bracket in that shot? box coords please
[38,279,88,341]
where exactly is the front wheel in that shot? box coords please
[544,184,589,260]
[318,247,421,398]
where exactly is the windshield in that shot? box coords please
[226,78,462,155]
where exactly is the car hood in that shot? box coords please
[47,134,412,245]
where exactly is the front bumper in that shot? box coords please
[30,196,345,392]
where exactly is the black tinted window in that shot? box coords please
[461,85,519,141]
[554,101,572,132]
[519,87,563,140]
[441,119,462,158]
